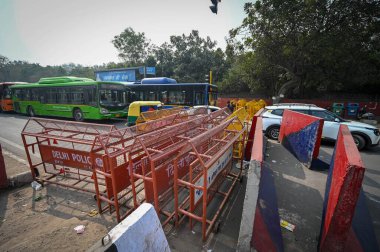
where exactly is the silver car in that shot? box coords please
[261,103,380,150]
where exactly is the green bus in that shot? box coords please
[10,76,130,121]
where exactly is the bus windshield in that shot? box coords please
[99,84,128,109]
[3,87,12,99]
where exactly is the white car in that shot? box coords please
[261,103,380,150]
[193,105,221,114]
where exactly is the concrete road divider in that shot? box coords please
[279,110,323,168]
[238,116,283,252]
[88,203,170,252]
[318,125,378,251]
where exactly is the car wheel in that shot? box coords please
[28,106,35,117]
[352,134,366,150]
[267,126,280,140]
[73,108,84,121]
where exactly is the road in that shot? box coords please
[1,113,379,247]
[0,113,127,159]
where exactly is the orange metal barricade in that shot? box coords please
[20,108,208,221]
[21,118,116,194]
[173,117,245,241]
[21,107,245,232]
[129,109,231,226]
[136,106,184,124]
[90,107,216,222]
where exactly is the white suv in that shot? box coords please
[261,103,380,150]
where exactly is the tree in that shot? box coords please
[170,30,220,82]
[112,27,151,66]
[153,43,175,77]
[229,0,380,97]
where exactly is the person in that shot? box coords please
[358,105,367,118]
[227,100,233,112]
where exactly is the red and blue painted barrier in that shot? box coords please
[318,125,378,251]
[251,162,284,252]
[238,116,283,252]
[279,110,323,168]
[245,108,264,161]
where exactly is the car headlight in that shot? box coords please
[374,129,380,136]
[100,108,109,114]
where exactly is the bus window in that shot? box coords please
[128,91,139,102]
[14,89,23,99]
[195,92,204,105]
[148,91,156,101]
[160,91,168,104]
[169,91,186,105]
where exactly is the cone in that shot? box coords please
[53,139,58,144]
[59,168,65,174]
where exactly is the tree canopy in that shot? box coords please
[226,0,380,97]
[112,27,151,66]
[1,1,379,98]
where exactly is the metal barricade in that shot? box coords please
[136,107,183,124]
[128,109,231,226]
[226,107,249,158]
[21,118,116,193]
[174,117,245,241]
[90,107,216,222]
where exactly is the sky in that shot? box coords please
[0,0,247,66]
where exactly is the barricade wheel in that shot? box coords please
[33,167,40,177]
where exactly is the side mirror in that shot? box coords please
[334,118,340,122]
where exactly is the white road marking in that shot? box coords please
[0,135,39,158]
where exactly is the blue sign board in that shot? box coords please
[146,67,156,75]
[96,70,136,82]
[138,67,156,75]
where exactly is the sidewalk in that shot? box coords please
[0,149,114,251]
[2,149,33,187]
[266,140,330,251]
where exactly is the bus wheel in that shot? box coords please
[73,108,84,121]
[27,106,35,117]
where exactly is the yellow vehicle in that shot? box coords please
[127,101,162,126]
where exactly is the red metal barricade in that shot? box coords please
[90,107,217,222]
[129,109,231,226]
[21,118,116,193]
[174,117,245,241]
[20,107,241,229]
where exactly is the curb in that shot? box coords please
[8,171,33,187]
[2,149,33,188]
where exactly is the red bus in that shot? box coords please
[0,82,27,111]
